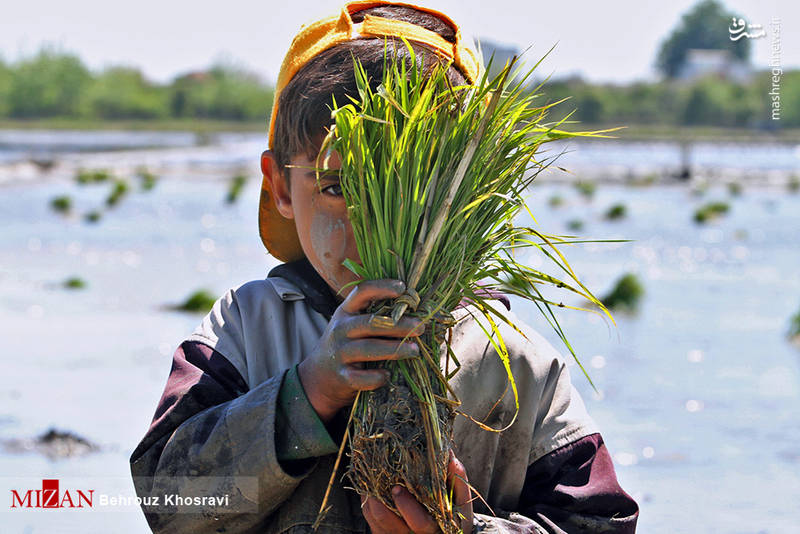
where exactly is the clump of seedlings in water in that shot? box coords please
[226,174,248,204]
[172,289,217,313]
[601,273,644,312]
[315,46,618,532]
[137,167,158,191]
[567,219,584,232]
[574,180,596,199]
[106,180,130,207]
[787,305,800,346]
[788,175,799,193]
[84,210,102,223]
[548,194,564,208]
[605,203,627,220]
[63,277,87,290]
[727,181,742,196]
[50,195,72,215]
[693,201,729,224]
[75,168,112,185]
[627,172,658,187]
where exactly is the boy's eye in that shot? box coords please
[321,183,343,196]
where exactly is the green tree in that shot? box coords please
[8,48,91,117]
[576,89,605,123]
[88,67,168,119]
[681,75,760,127]
[656,0,750,78]
[0,58,12,116]
[776,71,800,127]
[168,62,273,120]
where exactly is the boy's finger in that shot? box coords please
[340,339,419,364]
[362,496,410,532]
[340,279,405,315]
[340,367,390,391]
[392,486,439,534]
[344,314,425,339]
[447,451,471,507]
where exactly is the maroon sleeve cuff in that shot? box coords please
[131,340,249,461]
[517,433,639,533]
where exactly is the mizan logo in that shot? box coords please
[10,479,94,509]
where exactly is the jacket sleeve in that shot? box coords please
[129,340,334,533]
[455,304,639,533]
[473,433,639,533]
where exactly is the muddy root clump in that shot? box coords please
[347,325,459,533]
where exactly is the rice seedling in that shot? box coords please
[727,181,742,196]
[63,277,87,290]
[574,180,596,198]
[627,172,658,187]
[84,210,102,223]
[693,201,729,224]
[314,45,617,532]
[173,289,217,313]
[789,305,800,346]
[604,203,627,220]
[137,168,158,191]
[567,219,584,232]
[226,174,248,204]
[50,195,72,215]
[601,273,644,312]
[106,180,129,207]
[548,194,565,208]
[75,168,112,185]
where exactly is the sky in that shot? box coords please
[0,0,796,84]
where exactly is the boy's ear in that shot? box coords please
[261,150,293,219]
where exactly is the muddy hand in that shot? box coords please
[298,279,425,422]
[362,452,473,534]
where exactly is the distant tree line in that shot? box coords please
[534,0,799,129]
[0,49,273,121]
[0,47,797,128]
[540,71,800,129]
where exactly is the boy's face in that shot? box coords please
[262,147,361,302]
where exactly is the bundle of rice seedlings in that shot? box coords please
[315,45,614,533]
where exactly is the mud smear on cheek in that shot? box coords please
[310,212,347,287]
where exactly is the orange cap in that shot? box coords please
[260,1,481,262]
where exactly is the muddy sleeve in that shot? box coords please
[274,364,339,464]
[129,341,335,533]
[473,433,639,533]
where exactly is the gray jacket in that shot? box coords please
[130,261,638,533]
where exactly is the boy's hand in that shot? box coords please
[298,279,424,423]
[362,451,474,534]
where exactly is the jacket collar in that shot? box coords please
[268,257,340,319]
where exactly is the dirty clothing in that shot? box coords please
[130,258,639,533]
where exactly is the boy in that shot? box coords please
[129,2,639,532]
